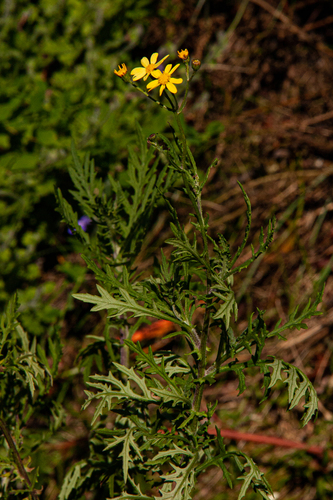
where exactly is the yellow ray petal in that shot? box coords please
[170,77,183,84]
[169,63,180,75]
[166,82,177,93]
[147,79,160,91]
[151,69,162,78]
[150,53,158,64]
[157,54,169,66]
[141,57,150,67]
[131,67,147,81]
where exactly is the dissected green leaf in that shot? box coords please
[73,285,188,327]
[158,455,198,500]
[150,386,190,407]
[104,428,143,483]
[267,359,284,388]
[237,455,272,500]
[59,461,87,500]
[265,357,318,426]
[147,444,193,465]
[83,368,155,425]
[212,289,238,329]
[268,286,323,339]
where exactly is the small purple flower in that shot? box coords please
[78,215,91,231]
[68,215,91,234]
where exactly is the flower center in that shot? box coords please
[146,63,155,73]
[159,73,170,85]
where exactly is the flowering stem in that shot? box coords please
[177,60,190,115]
[174,107,187,171]
[130,82,174,112]
[173,104,214,431]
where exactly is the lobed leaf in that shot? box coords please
[158,454,198,500]
[237,455,273,500]
[146,444,193,465]
[104,428,143,483]
[73,285,188,327]
[212,289,238,330]
[265,357,318,426]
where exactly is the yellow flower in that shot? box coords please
[177,49,189,60]
[146,63,183,96]
[114,63,127,77]
[131,53,169,81]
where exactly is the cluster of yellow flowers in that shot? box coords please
[115,49,190,96]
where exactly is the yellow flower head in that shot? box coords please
[177,49,189,60]
[146,63,183,96]
[131,53,169,81]
[114,63,127,78]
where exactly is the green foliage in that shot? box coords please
[0,296,50,398]
[56,124,177,267]
[0,0,172,316]
[0,295,63,499]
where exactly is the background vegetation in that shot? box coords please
[1,0,333,498]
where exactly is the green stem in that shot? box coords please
[177,61,190,115]
[173,110,208,262]
[174,106,187,171]
[173,103,215,431]
[130,82,174,111]
[0,417,38,500]
[120,324,129,370]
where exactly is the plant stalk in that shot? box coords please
[0,416,38,500]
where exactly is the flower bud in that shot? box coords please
[147,133,156,147]
[192,59,201,71]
